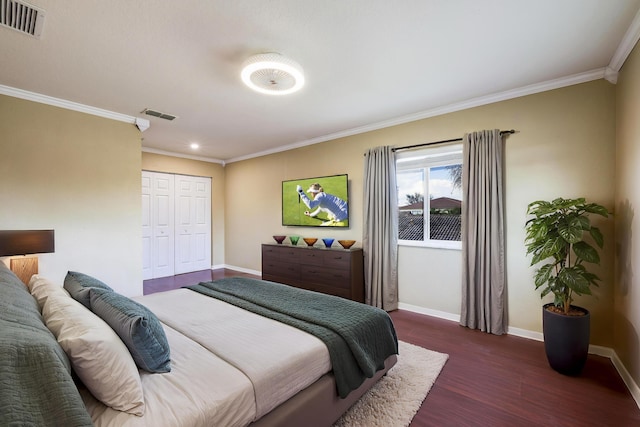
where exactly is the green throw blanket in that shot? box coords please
[186,277,398,398]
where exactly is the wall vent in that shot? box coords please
[141,108,178,121]
[0,0,45,38]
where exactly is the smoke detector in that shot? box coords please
[0,0,45,38]
[241,53,305,95]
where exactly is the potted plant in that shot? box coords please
[525,197,608,375]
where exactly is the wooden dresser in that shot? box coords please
[261,243,365,303]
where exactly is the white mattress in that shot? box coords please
[82,288,332,426]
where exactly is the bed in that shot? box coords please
[0,261,398,427]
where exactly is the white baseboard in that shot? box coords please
[507,326,544,342]
[398,304,640,409]
[588,344,614,358]
[212,264,261,277]
[610,350,640,409]
[398,303,461,322]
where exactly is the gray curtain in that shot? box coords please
[363,146,398,311]
[460,129,507,335]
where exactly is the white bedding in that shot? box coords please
[82,288,332,426]
[82,324,256,427]
[138,289,331,418]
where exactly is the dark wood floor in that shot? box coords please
[143,268,257,295]
[144,269,640,427]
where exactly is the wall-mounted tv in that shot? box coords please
[282,174,349,227]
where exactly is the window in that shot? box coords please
[396,143,462,248]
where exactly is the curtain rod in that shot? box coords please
[392,129,516,152]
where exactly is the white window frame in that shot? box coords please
[396,143,463,250]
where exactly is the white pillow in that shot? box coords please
[37,276,146,416]
[28,274,70,311]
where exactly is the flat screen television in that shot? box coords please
[282,174,349,227]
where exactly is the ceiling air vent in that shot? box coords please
[0,0,45,38]
[141,108,178,121]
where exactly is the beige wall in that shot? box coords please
[0,95,143,296]
[225,79,617,346]
[615,41,640,386]
[0,63,630,373]
[141,152,226,267]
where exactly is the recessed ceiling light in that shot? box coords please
[241,53,305,95]
[190,143,199,149]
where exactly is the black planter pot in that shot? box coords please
[542,303,590,376]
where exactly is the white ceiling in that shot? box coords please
[1,0,640,163]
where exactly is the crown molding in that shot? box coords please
[609,7,640,72]
[225,68,607,164]
[0,84,137,124]
[0,65,610,166]
[4,3,639,166]
[604,67,619,84]
[141,147,225,165]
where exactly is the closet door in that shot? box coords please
[175,175,212,274]
[142,171,175,279]
[153,173,175,278]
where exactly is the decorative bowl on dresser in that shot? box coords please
[289,235,300,245]
[302,237,318,246]
[322,238,334,248]
[338,239,356,249]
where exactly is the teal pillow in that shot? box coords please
[64,271,113,309]
[89,288,171,373]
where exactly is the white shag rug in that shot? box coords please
[333,341,449,427]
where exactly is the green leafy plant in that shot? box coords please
[525,198,608,315]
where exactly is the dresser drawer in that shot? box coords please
[262,259,300,279]
[299,250,324,266]
[300,264,350,287]
[275,247,300,260]
[263,245,300,262]
[322,251,351,269]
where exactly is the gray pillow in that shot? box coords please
[89,287,171,373]
[64,271,113,309]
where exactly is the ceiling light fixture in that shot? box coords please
[190,143,199,149]
[241,53,305,95]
